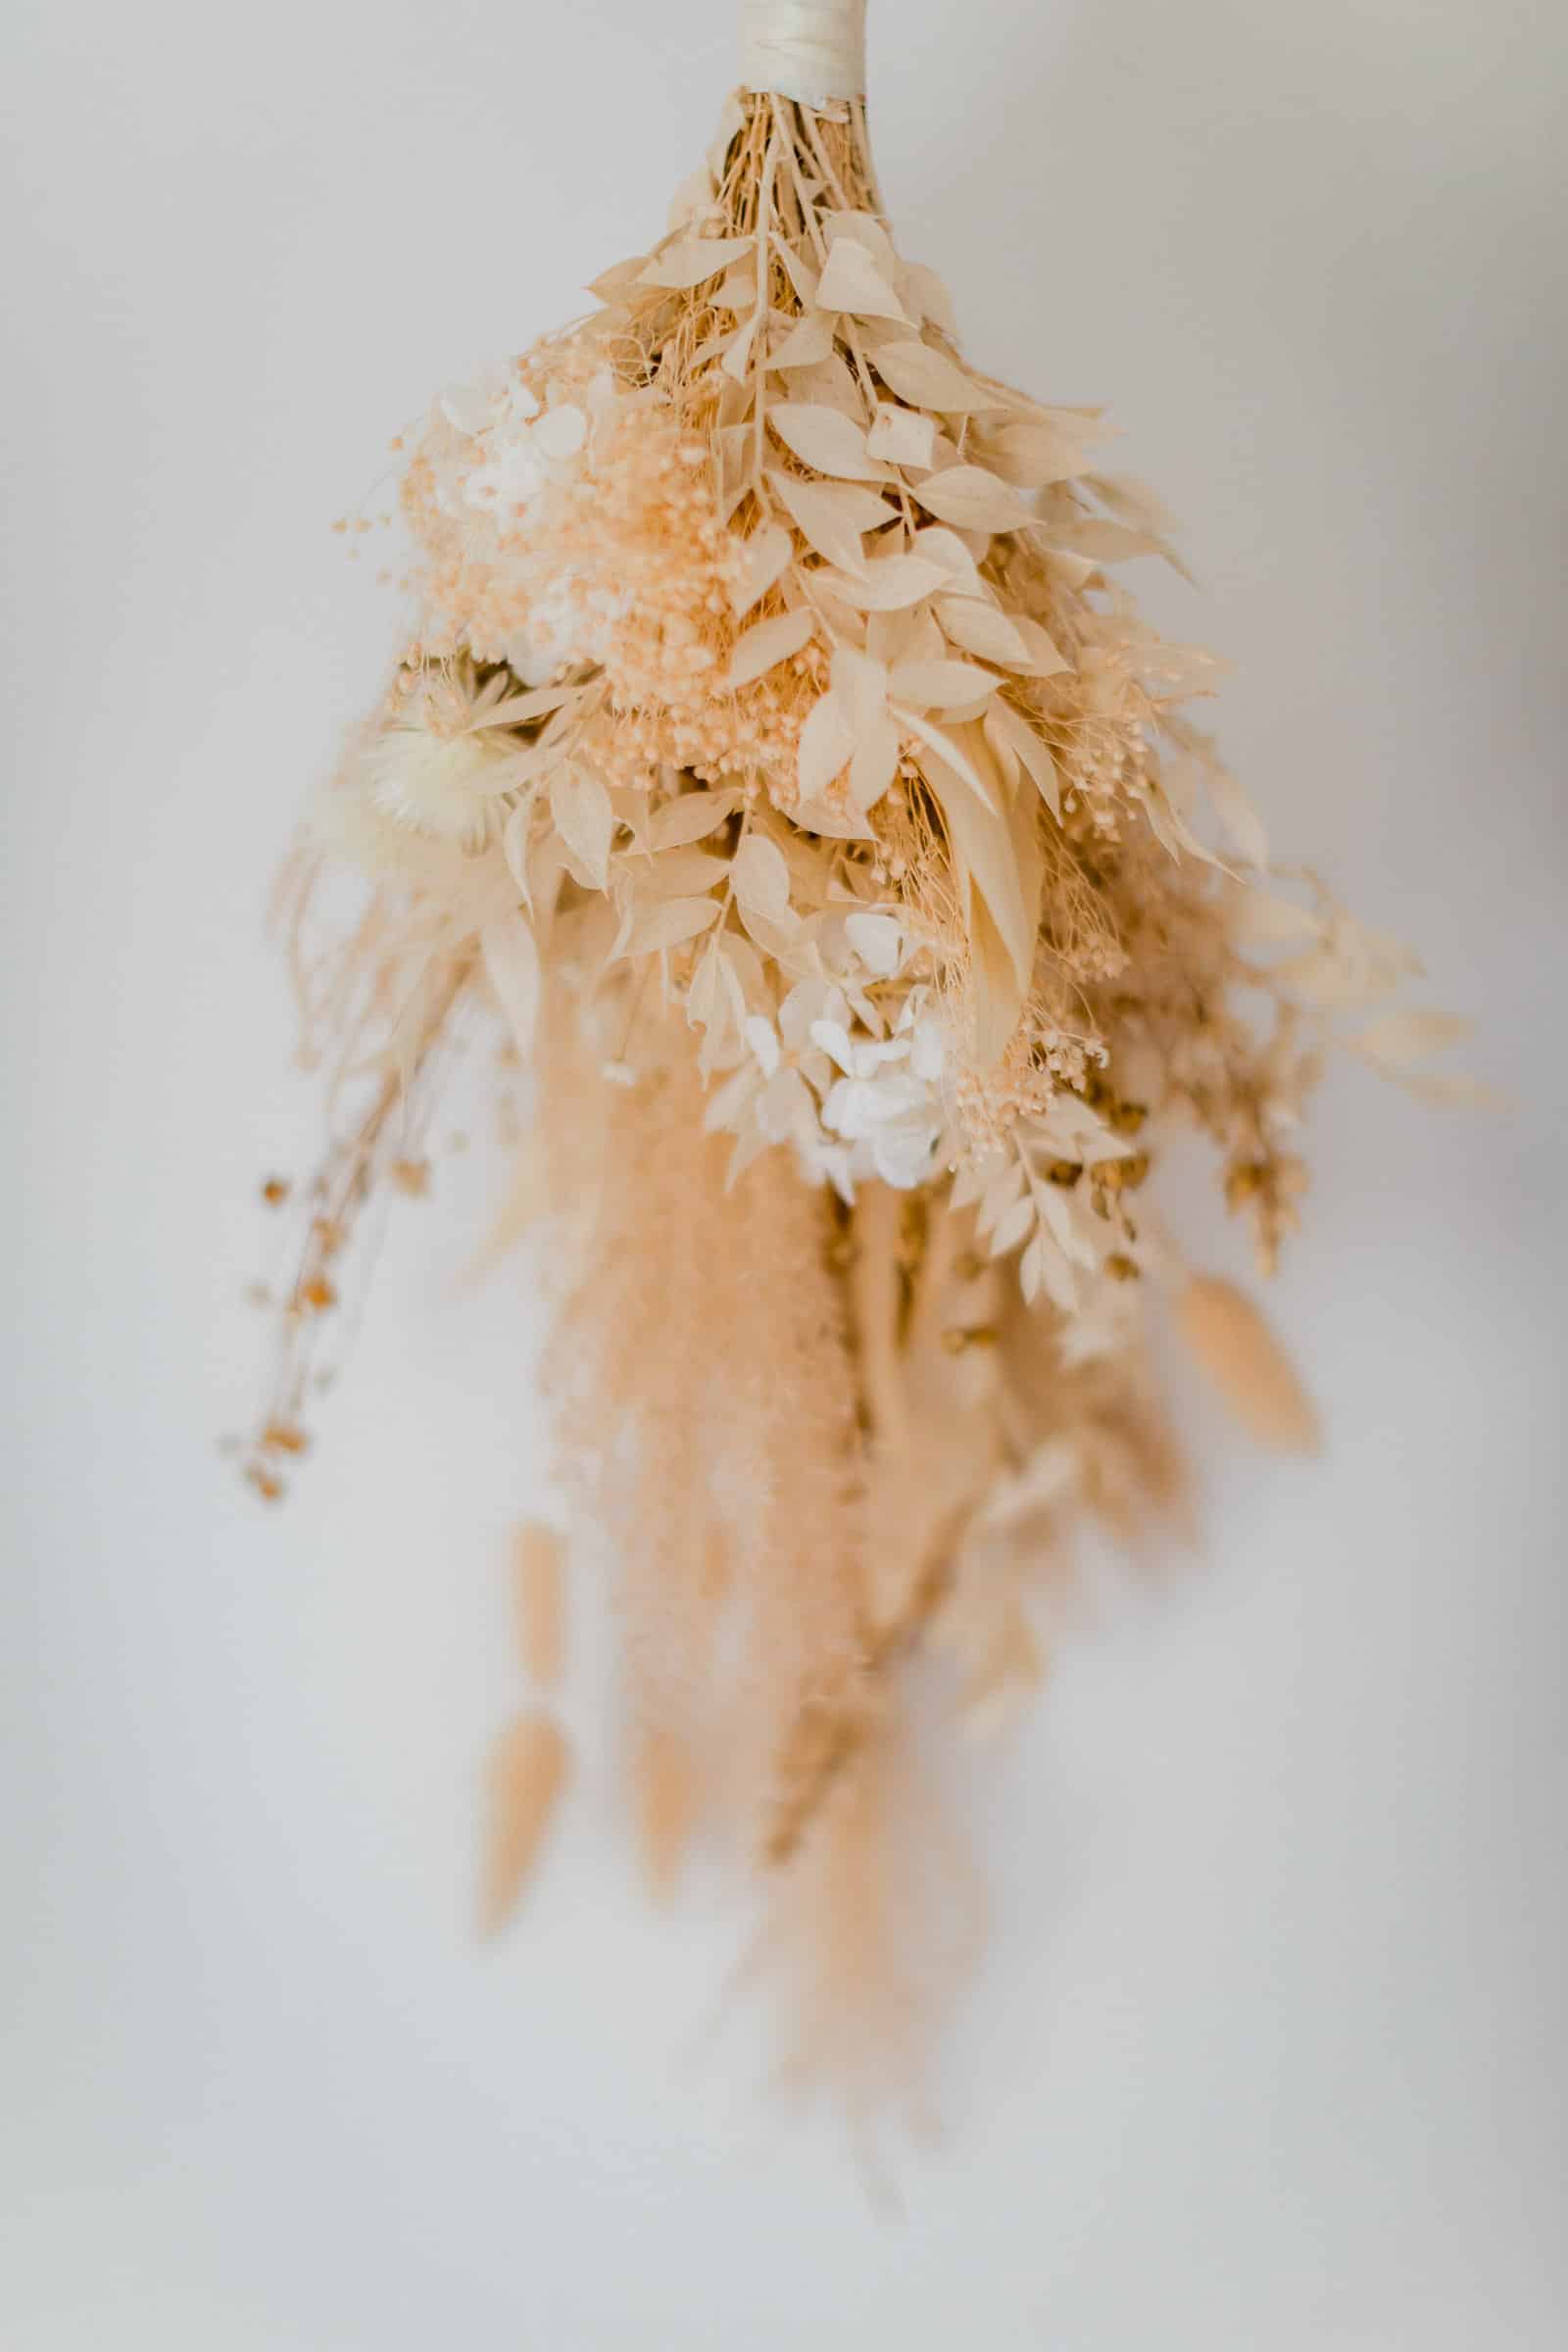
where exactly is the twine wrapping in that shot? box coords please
[741,0,866,104]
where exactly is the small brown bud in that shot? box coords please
[941,1324,998,1355]
[260,1421,311,1456]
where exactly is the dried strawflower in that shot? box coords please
[240,0,1472,2112]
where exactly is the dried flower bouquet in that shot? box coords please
[244,1,1467,2097]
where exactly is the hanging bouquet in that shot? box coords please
[242,0,1468,2102]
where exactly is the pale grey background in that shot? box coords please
[3,1,1564,2345]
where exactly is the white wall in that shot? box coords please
[3,2,1564,2345]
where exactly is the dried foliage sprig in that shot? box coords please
[241,2,1472,2110]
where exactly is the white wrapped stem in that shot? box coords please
[742,0,866,103]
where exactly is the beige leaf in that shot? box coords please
[849,715,903,812]
[639,234,754,289]
[911,524,986,596]
[865,404,938,468]
[647,786,743,851]
[888,658,998,711]
[871,340,993,413]
[720,309,761,382]
[832,647,889,732]
[768,402,883,482]
[814,237,910,321]
[869,601,945,669]
[1012,614,1071,676]
[715,263,757,312]
[924,729,1036,1000]
[991,1194,1038,1259]
[790,796,876,840]
[901,259,958,334]
[769,471,894,574]
[478,1712,569,1936]
[766,314,834,370]
[549,765,613,891]
[725,606,816,688]
[513,1522,564,1687]
[936,597,1032,666]
[915,466,1035,533]
[816,553,949,611]
[618,897,722,956]
[987,701,1062,820]
[968,893,1028,1067]
[1178,1276,1320,1453]
[586,257,646,305]
[731,834,793,924]
[729,521,793,617]
[469,682,579,730]
[822,211,900,270]
[798,689,857,799]
[983,416,1107,486]
[788,350,866,420]
[642,847,731,895]
[1345,1010,1470,1068]
[769,234,820,309]
[899,708,996,808]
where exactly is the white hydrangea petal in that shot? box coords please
[843,910,903,976]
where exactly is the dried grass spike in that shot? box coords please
[1178,1274,1321,1454]
[631,1725,700,1900]
[513,1520,565,1688]
[479,1710,569,1936]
